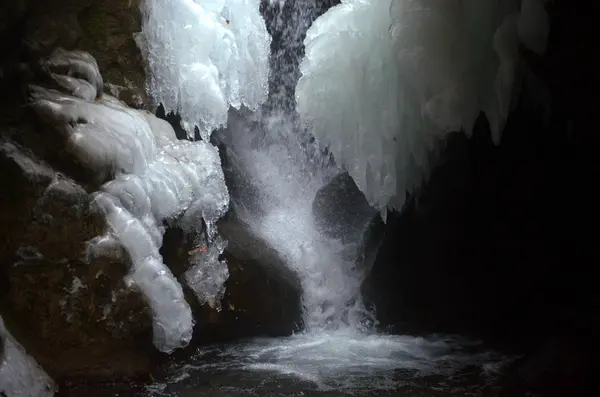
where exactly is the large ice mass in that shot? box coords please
[138,0,271,140]
[135,0,272,313]
[29,48,230,353]
[0,316,56,397]
[296,0,550,214]
[22,0,273,353]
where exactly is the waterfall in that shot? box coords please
[139,0,549,335]
[139,0,375,333]
[133,0,532,393]
[216,0,376,332]
[218,110,373,332]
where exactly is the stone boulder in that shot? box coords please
[312,172,377,242]
[162,219,303,344]
[0,140,155,383]
[311,171,383,274]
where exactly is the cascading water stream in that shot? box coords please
[140,0,374,334]
[135,0,548,394]
[214,0,377,333]
[218,109,374,333]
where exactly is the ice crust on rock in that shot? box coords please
[0,316,56,397]
[29,49,230,353]
[138,0,271,140]
[296,0,550,214]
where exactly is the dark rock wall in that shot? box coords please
[363,1,599,395]
[366,0,598,340]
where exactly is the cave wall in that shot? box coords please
[363,4,600,397]
[363,1,599,393]
[366,0,598,345]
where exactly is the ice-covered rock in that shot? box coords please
[138,0,271,139]
[39,48,104,101]
[28,49,230,353]
[1,0,149,108]
[296,0,550,214]
[0,316,56,397]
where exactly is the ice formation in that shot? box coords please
[518,0,550,55]
[29,49,230,353]
[138,0,271,140]
[0,316,56,397]
[296,0,550,214]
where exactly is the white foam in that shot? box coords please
[150,330,509,394]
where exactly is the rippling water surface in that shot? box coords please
[99,330,512,397]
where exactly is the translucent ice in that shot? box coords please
[138,0,271,140]
[296,0,549,213]
[184,234,229,310]
[89,107,230,351]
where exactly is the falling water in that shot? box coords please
[215,0,375,333]
[138,1,514,395]
[219,110,376,332]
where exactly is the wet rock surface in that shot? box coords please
[161,221,303,344]
[311,172,377,244]
[0,0,146,108]
[0,51,158,382]
[311,171,384,278]
[362,2,598,396]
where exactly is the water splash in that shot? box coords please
[128,2,519,394]
[218,105,375,332]
[144,331,512,396]
[210,0,378,333]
